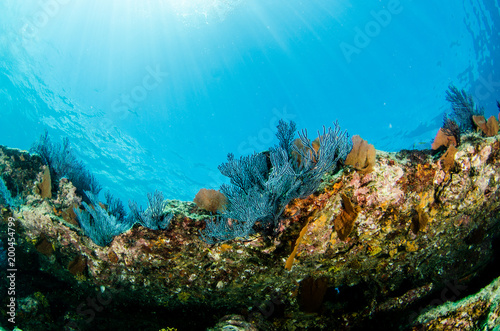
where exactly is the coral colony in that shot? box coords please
[1,86,500,330]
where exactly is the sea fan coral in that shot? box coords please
[472,115,499,137]
[344,135,376,174]
[201,120,351,243]
[291,122,352,197]
[74,191,132,246]
[104,190,127,222]
[218,152,269,194]
[431,128,457,150]
[0,177,14,207]
[30,131,101,201]
[442,114,461,146]
[200,215,254,244]
[129,190,173,230]
[445,85,484,132]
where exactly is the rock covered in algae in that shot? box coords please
[0,133,499,330]
[411,276,500,330]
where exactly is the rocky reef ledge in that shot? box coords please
[1,133,500,331]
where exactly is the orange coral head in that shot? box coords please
[36,166,52,198]
[431,128,457,150]
[439,145,457,173]
[344,135,376,174]
[194,188,227,213]
[473,115,487,133]
[485,116,499,137]
[334,194,359,241]
[473,115,499,137]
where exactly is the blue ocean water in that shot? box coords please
[0,0,499,206]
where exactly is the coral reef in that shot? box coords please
[411,276,500,330]
[445,85,484,132]
[129,190,173,230]
[34,166,52,199]
[442,114,462,146]
[203,120,351,243]
[1,145,44,207]
[74,191,132,247]
[193,188,227,213]
[473,115,500,137]
[30,131,101,200]
[432,128,457,150]
[0,125,499,330]
[344,135,376,173]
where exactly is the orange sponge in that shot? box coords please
[472,115,499,137]
[194,188,227,213]
[344,135,376,174]
[431,128,457,150]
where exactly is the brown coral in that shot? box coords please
[344,135,376,174]
[431,128,457,150]
[291,137,320,166]
[334,194,359,241]
[68,255,87,276]
[194,188,227,213]
[299,276,329,313]
[35,236,54,257]
[473,115,499,137]
[411,207,429,234]
[35,166,52,198]
[440,145,458,172]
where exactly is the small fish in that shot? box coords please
[412,141,431,149]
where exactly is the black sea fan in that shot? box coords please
[445,85,484,132]
[442,114,461,146]
[30,131,101,202]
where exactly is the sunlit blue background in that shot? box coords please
[1,0,499,205]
